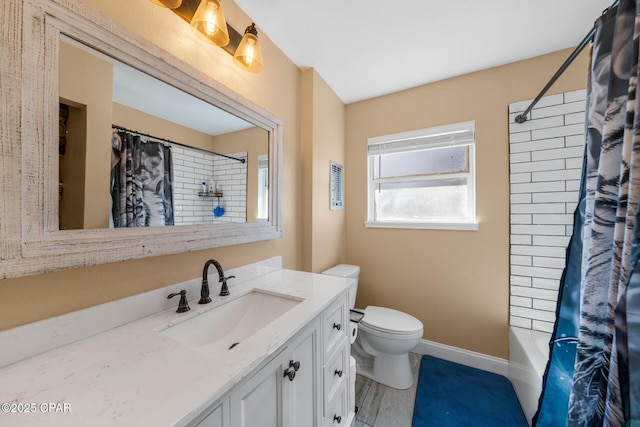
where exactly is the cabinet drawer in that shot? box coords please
[323,344,348,409]
[322,297,348,362]
[322,383,347,427]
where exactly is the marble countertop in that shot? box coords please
[0,262,353,426]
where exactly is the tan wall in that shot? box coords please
[113,103,218,150]
[301,69,346,272]
[0,0,301,331]
[345,48,590,358]
[301,70,313,271]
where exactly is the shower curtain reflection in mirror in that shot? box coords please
[110,131,174,227]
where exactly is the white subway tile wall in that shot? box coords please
[508,89,586,333]
[212,152,248,224]
[171,147,247,225]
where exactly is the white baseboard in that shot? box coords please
[414,339,509,377]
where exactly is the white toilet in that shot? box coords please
[322,264,423,390]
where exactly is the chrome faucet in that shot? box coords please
[200,259,236,303]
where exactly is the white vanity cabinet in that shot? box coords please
[0,263,356,427]
[194,294,350,427]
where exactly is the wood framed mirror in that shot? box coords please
[0,0,282,279]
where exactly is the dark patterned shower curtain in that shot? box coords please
[110,131,174,227]
[534,1,640,425]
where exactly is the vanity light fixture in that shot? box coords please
[190,0,230,47]
[233,23,264,74]
[148,0,183,9]
[164,0,264,73]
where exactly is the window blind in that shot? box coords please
[367,121,475,155]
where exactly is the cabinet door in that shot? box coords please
[287,318,321,427]
[230,349,289,427]
[196,399,229,427]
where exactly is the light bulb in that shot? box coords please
[233,23,264,73]
[190,0,230,47]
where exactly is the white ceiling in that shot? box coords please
[63,35,253,136]
[233,0,615,104]
[112,62,254,136]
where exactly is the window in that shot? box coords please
[257,154,269,220]
[366,121,477,230]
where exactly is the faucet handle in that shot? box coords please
[219,275,235,297]
[167,290,191,313]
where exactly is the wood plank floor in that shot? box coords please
[351,353,422,427]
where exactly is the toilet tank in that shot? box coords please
[321,264,359,309]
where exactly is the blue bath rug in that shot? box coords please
[412,355,528,427]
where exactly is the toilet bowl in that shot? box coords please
[353,306,423,389]
[321,265,424,390]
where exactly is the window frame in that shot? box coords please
[365,121,478,231]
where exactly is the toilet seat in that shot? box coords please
[361,306,423,336]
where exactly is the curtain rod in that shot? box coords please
[514,0,619,124]
[111,125,246,164]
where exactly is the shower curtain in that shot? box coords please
[534,1,640,425]
[110,131,174,227]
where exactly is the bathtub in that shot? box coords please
[509,326,551,426]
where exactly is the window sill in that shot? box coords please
[364,221,479,231]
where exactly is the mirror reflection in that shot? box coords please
[58,37,269,230]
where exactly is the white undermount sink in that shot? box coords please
[159,290,303,355]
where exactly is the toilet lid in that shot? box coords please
[362,306,423,334]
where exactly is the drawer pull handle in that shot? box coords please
[333,415,342,424]
[289,360,301,371]
[332,323,342,331]
[283,368,296,381]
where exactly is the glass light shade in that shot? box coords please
[190,0,230,47]
[148,0,182,8]
[233,24,264,73]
